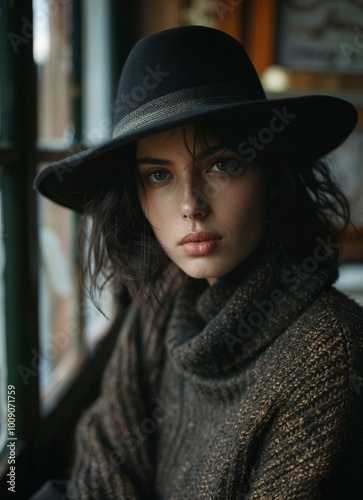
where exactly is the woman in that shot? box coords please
[34,26,363,499]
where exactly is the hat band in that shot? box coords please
[112,84,259,138]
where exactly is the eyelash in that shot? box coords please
[142,169,171,184]
[140,157,244,185]
[210,158,244,174]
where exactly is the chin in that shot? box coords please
[181,262,231,282]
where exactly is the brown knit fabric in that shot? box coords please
[67,250,363,499]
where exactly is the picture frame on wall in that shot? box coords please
[275,0,363,73]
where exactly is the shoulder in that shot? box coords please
[285,285,363,358]
[314,287,363,393]
[301,286,363,370]
[274,286,363,407]
[324,286,363,333]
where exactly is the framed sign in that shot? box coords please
[276,0,363,73]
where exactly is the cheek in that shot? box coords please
[224,177,267,233]
[137,185,154,223]
[137,189,169,230]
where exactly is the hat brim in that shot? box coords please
[34,95,357,212]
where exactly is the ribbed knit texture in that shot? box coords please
[67,250,363,499]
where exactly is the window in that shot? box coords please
[0,1,132,494]
[34,0,114,413]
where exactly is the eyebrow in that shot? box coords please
[136,143,230,167]
[136,157,171,166]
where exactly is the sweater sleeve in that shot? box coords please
[66,304,166,500]
[244,307,363,499]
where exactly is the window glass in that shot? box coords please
[336,263,363,307]
[83,293,113,349]
[82,0,112,145]
[0,175,7,452]
[38,190,82,414]
[83,281,113,350]
[78,217,114,349]
[34,0,74,145]
[35,0,116,413]
[81,0,114,346]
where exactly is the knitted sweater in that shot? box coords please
[67,249,363,499]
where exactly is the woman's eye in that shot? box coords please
[144,169,170,184]
[210,159,244,174]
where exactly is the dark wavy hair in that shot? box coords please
[78,122,350,310]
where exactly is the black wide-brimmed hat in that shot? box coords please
[34,25,357,212]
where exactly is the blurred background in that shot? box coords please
[0,1,363,497]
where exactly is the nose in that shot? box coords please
[180,170,210,220]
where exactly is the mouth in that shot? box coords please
[179,231,222,256]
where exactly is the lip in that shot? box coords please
[180,231,222,256]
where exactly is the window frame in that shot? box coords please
[0,1,140,495]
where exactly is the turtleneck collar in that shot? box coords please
[165,248,338,379]
[196,241,267,322]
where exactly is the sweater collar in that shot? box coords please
[166,248,338,378]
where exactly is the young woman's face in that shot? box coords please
[136,125,267,285]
